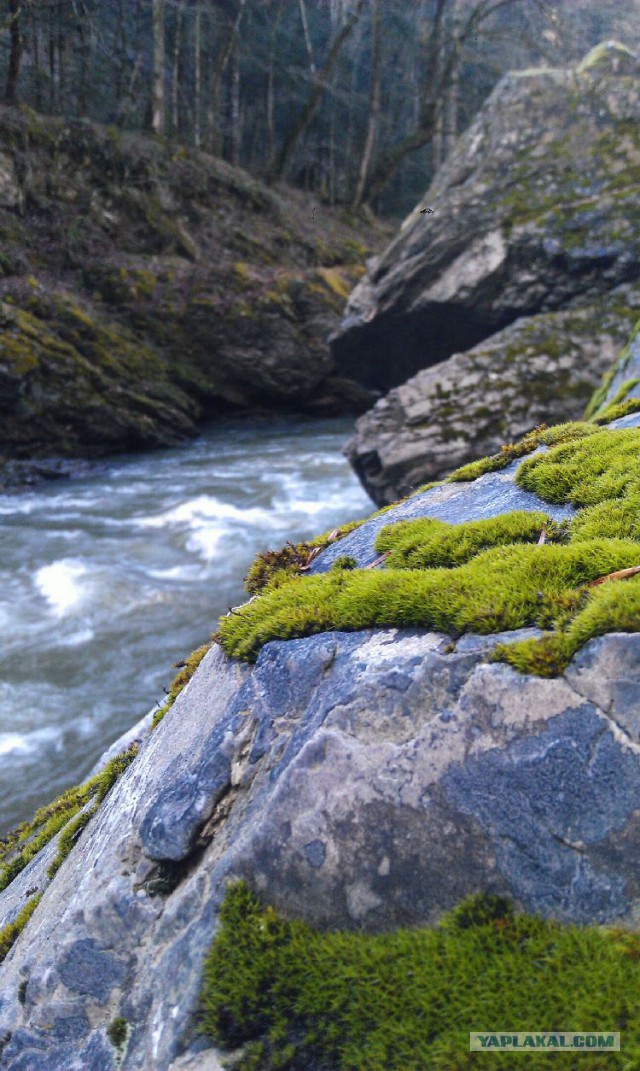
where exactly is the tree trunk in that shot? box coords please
[267,0,365,184]
[229,38,241,164]
[172,1,185,138]
[194,3,201,146]
[298,0,316,74]
[5,0,22,106]
[152,0,166,136]
[32,15,42,111]
[443,0,461,159]
[76,0,92,117]
[207,0,246,157]
[352,0,381,210]
[265,2,285,164]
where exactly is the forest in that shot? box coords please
[2,0,639,217]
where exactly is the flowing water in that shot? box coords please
[0,417,371,834]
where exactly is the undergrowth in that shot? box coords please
[218,422,640,675]
[200,881,640,1071]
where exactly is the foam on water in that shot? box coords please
[34,559,88,616]
[0,418,372,831]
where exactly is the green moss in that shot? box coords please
[576,40,637,73]
[218,538,640,663]
[218,422,640,674]
[200,881,640,1071]
[0,895,42,965]
[585,319,640,418]
[330,555,358,571]
[569,495,640,543]
[107,1017,128,1048]
[376,511,551,569]
[445,422,597,483]
[498,576,640,677]
[515,428,640,506]
[592,394,640,426]
[0,745,138,892]
[151,643,212,728]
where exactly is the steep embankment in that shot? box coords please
[0,105,389,483]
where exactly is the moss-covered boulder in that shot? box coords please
[0,105,387,472]
[331,42,640,393]
[345,287,640,504]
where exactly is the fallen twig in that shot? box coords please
[366,552,390,569]
[588,564,640,587]
[537,527,547,545]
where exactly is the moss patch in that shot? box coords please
[218,422,640,675]
[152,643,212,727]
[376,511,553,569]
[244,521,365,595]
[200,881,640,1070]
[445,422,598,484]
[218,538,638,663]
[0,894,41,965]
[516,428,640,506]
[107,1017,128,1049]
[0,745,138,892]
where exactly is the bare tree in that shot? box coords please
[206,0,245,156]
[267,0,366,183]
[352,0,381,209]
[5,0,22,104]
[152,0,165,135]
[359,0,527,207]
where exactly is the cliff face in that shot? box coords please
[1,320,640,1069]
[0,106,388,473]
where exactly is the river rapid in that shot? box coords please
[0,418,371,834]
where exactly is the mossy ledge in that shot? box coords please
[0,745,138,893]
[200,881,640,1071]
[219,422,640,676]
[0,895,42,966]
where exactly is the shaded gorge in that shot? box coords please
[0,418,371,833]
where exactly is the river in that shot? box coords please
[0,418,371,835]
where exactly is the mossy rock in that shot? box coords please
[220,419,640,677]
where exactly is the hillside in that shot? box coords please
[0,105,390,486]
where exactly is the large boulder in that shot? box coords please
[331,42,640,394]
[2,330,640,1067]
[345,287,639,504]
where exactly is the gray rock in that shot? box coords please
[331,45,640,394]
[593,320,640,415]
[344,295,636,504]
